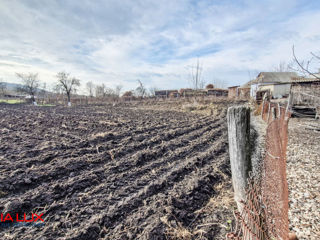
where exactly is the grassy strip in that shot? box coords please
[0,99,25,104]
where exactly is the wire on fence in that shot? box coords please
[227,100,290,240]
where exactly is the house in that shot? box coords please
[247,72,298,99]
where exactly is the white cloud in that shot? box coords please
[0,0,320,93]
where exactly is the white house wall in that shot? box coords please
[250,83,291,99]
[250,84,258,98]
[273,83,291,98]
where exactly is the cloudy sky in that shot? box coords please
[1,0,320,93]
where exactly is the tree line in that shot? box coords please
[1,47,318,106]
[0,71,157,106]
[11,71,81,106]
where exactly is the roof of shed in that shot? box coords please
[291,76,320,83]
[256,72,298,83]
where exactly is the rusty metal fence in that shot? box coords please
[227,100,291,240]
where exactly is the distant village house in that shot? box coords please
[249,72,298,99]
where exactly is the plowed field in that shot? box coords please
[0,104,233,240]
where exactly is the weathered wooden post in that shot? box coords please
[286,93,292,114]
[227,106,251,212]
[261,98,265,118]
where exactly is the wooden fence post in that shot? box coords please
[267,102,271,123]
[261,98,265,118]
[272,107,276,120]
[227,106,251,212]
[286,93,292,114]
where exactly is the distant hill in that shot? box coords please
[0,82,48,94]
[0,82,24,92]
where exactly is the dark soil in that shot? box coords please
[0,104,234,240]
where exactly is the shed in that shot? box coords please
[238,82,251,99]
[238,88,250,99]
[228,86,240,99]
[290,76,320,106]
[243,72,298,98]
[258,82,291,98]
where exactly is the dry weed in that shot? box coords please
[252,101,262,116]
[89,131,113,140]
[161,216,193,240]
[195,182,235,215]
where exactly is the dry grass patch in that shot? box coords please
[89,131,114,141]
[252,101,262,116]
[195,182,235,215]
[161,216,201,240]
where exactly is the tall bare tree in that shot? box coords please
[292,45,320,80]
[115,85,123,97]
[56,71,80,106]
[135,80,146,97]
[16,72,40,105]
[95,84,105,97]
[190,58,206,89]
[104,87,116,97]
[86,81,95,97]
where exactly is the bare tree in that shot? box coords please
[104,87,116,97]
[56,71,80,106]
[115,85,123,97]
[95,84,108,97]
[16,72,40,105]
[272,61,291,72]
[86,81,95,97]
[0,80,6,97]
[95,84,117,98]
[190,58,206,89]
[135,80,146,97]
[52,83,62,96]
[292,45,320,80]
[95,84,105,97]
